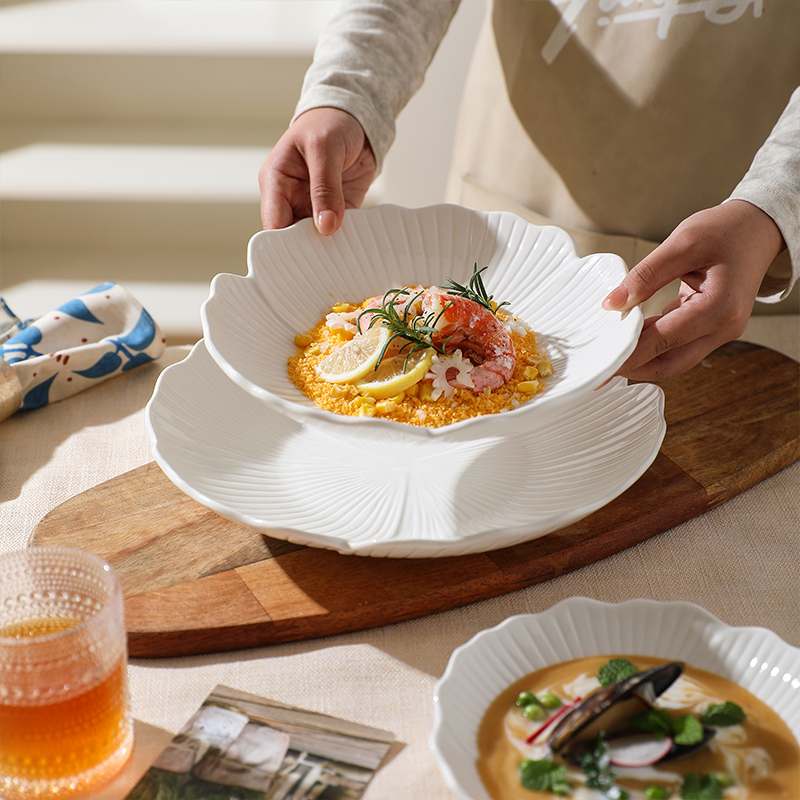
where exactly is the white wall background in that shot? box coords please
[0,0,488,337]
[377,0,486,208]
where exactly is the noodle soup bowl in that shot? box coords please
[431,598,800,800]
[202,204,643,438]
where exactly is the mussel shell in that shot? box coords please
[548,661,684,754]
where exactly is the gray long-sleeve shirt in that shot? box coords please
[294,0,799,301]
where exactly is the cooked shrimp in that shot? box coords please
[421,290,516,392]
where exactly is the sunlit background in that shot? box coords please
[0,0,485,343]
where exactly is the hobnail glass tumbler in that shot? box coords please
[0,546,133,799]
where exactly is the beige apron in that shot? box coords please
[447,0,800,314]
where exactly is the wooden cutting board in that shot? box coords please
[31,341,799,658]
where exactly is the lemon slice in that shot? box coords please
[354,347,434,399]
[316,324,391,383]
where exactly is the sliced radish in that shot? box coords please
[608,734,673,767]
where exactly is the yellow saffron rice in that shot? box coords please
[287,300,553,428]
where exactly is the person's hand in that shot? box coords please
[602,200,786,381]
[259,107,377,235]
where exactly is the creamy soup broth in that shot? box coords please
[477,655,800,800]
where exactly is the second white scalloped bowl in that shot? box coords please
[431,599,800,800]
[202,204,643,437]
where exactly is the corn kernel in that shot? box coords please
[353,395,376,407]
[294,333,313,347]
[376,399,399,415]
[418,383,433,402]
[523,366,539,380]
[357,404,376,417]
[331,302,351,313]
[517,380,540,394]
[538,362,553,378]
[330,384,350,398]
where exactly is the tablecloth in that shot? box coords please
[1,315,798,799]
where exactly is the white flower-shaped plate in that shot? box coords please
[201,204,643,437]
[431,598,800,800]
[145,342,665,558]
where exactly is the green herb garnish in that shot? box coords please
[673,714,705,745]
[628,708,674,738]
[598,658,638,687]
[700,702,746,727]
[358,288,447,370]
[644,787,671,799]
[577,734,630,800]
[628,708,704,745]
[440,263,509,314]
[680,773,726,800]
[519,759,571,795]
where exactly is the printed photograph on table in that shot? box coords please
[124,685,394,800]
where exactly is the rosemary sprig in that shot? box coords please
[358,288,450,371]
[440,263,509,314]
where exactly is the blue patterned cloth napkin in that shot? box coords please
[0,282,165,417]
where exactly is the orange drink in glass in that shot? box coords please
[0,546,133,798]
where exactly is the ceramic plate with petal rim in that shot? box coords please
[201,204,643,437]
[145,342,665,558]
[431,598,800,800]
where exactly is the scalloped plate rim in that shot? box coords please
[145,341,666,558]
